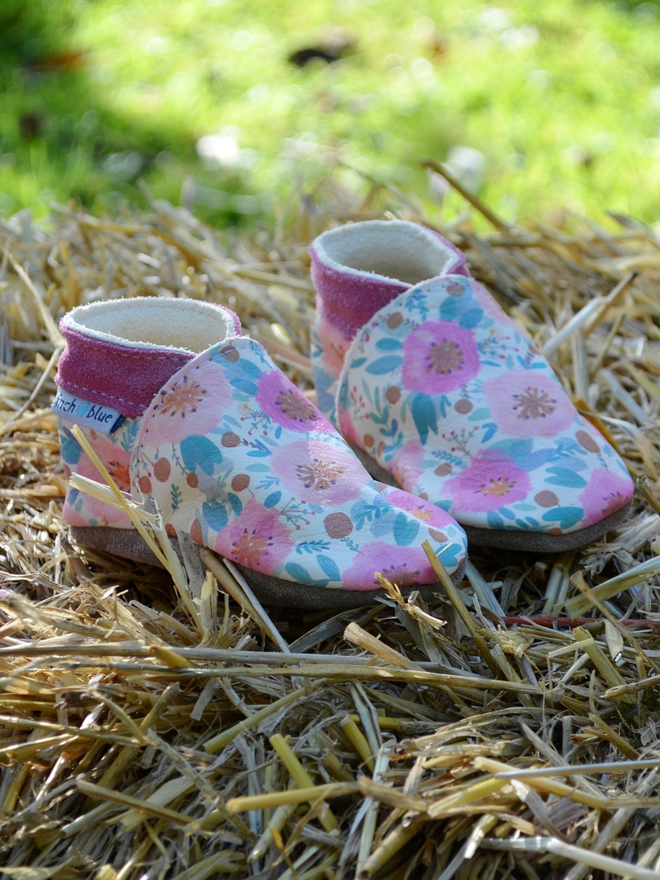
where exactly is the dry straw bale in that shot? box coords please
[0,176,660,879]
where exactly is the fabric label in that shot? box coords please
[52,388,123,434]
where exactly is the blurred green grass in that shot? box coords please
[3,0,660,227]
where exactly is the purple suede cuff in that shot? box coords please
[56,303,243,418]
[310,230,470,341]
[311,250,409,340]
[56,330,196,418]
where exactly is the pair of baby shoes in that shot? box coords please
[54,221,633,609]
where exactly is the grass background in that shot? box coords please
[3,0,660,228]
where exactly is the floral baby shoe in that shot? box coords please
[310,223,634,552]
[54,297,468,608]
[310,220,469,427]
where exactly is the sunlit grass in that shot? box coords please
[2,0,660,226]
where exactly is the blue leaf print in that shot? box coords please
[285,562,311,583]
[239,359,262,379]
[230,378,258,395]
[542,506,583,529]
[120,418,140,454]
[180,435,223,475]
[228,493,243,516]
[468,408,490,422]
[519,450,555,471]
[411,393,437,445]
[393,512,419,546]
[350,357,367,369]
[481,422,498,443]
[202,500,228,532]
[296,540,330,555]
[459,308,484,329]
[545,468,587,488]
[59,427,82,465]
[487,511,505,529]
[376,338,402,351]
[439,297,457,321]
[366,355,404,375]
[438,542,460,568]
[317,554,341,582]
[491,438,533,459]
[264,491,282,508]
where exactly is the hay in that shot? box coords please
[1,175,660,879]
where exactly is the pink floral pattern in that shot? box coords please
[444,450,531,513]
[390,442,425,490]
[381,487,458,531]
[150,360,232,445]
[59,419,139,528]
[220,498,294,571]
[578,469,635,527]
[342,543,427,591]
[316,316,350,379]
[332,277,634,537]
[403,321,480,394]
[255,370,332,434]
[58,334,467,591]
[483,370,574,438]
[271,438,367,507]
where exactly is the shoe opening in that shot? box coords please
[62,297,237,353]
[315,220,458,286]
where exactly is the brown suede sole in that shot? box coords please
[69,526,466,610]
[348,442,633,554]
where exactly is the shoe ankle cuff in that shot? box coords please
[310,221,468,339]
[56,298,242,418]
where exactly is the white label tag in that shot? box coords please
[52,388,123,434]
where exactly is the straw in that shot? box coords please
[2,175,660,877]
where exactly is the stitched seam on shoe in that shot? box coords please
[58,378,144,408]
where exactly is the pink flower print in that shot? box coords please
[342,542,437,591]
[390,442,425,492]
[150,359,232,446]
[381,487,457,531]
[483,369,575,438]
[63,448,132,527]
[271,438,369,506]
[86,431,132,492]
[255,370,333,434]
[218,498,293,574]
[445,449,531,513]
[578,468,634,528]
[316,317,350,378]
[337,407,363,448]
[402,321,480,394]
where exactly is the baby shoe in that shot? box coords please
[54,297,468,608]
[310,222,634,552]
[310,220,469,426]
